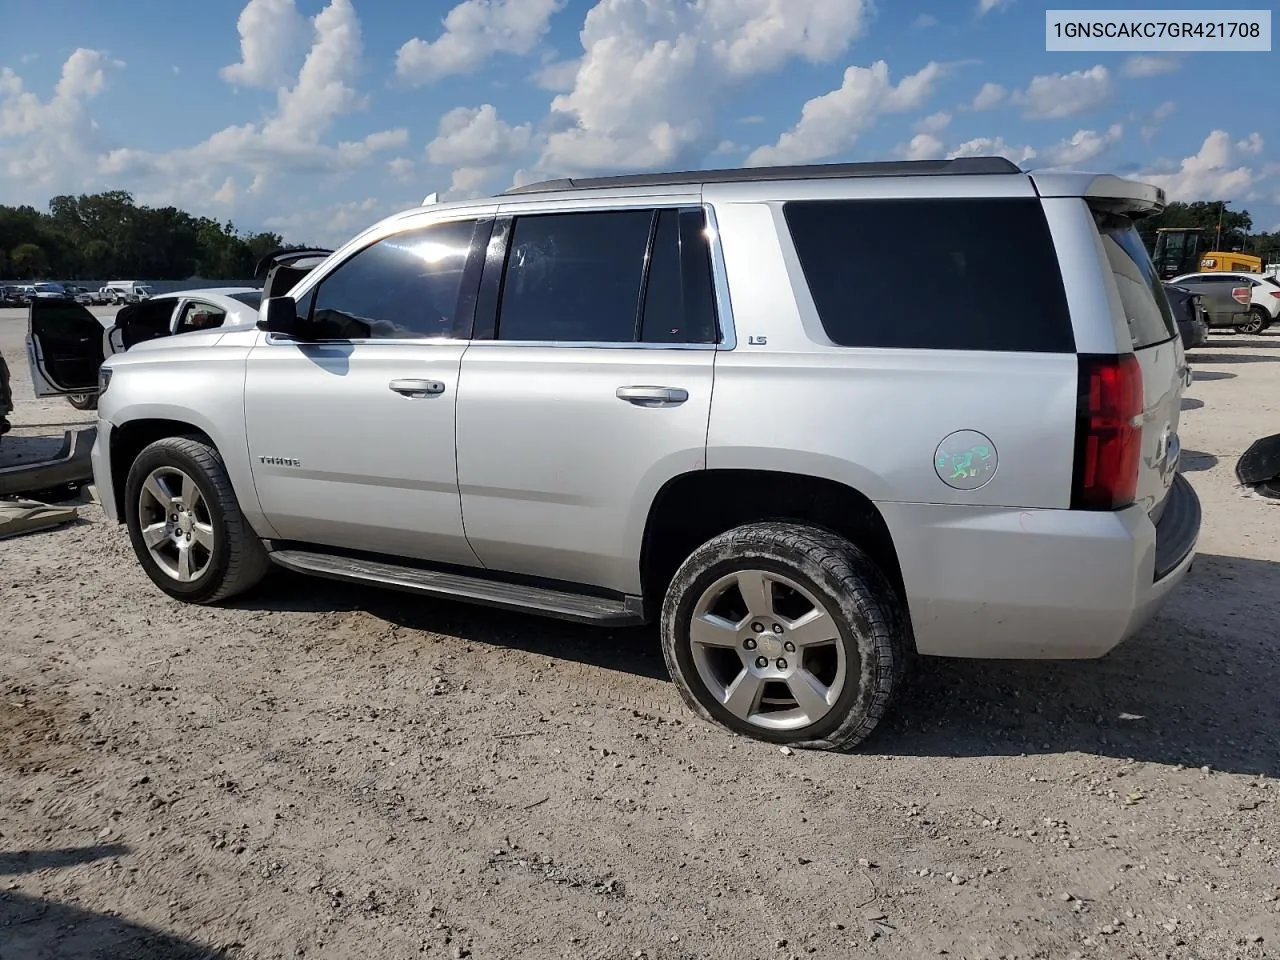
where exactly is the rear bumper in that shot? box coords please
[91,419,118,523]
[880,477,1201,659]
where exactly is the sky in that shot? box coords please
[0,0,1275,246]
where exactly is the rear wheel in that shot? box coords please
[66,393,98,411]
[660,522,907,752]
[1234,307,1268,335]
[124,436,270,604]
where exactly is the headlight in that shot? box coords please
[98,366,112,396]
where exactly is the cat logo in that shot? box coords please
[259,456,301,467]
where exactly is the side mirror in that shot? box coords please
[258,296,312,340]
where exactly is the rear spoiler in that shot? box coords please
[1030,172,1166,218]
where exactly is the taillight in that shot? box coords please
[1269,291,1280,299]
[1231,286,1251,305]
[1072,354,1144,511]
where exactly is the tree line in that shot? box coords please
[1,191,1276,284]
[0,191,310,282]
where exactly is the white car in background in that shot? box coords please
[1170,271,1280,335]
[26,287,263,411]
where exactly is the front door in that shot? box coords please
[25,299,106,396]
[455,204,720,595]
[244,214,493,566]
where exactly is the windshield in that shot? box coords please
[34,283,65,293]
[137,286,154,295]
[229,291,262,308]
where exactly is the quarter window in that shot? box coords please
[783,198,1075,353]
[640,208,719,344]
[302,219,485,340]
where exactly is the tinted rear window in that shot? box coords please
[1095,214,1177,349]
[230,291,262,308]
[783,198,1074,352]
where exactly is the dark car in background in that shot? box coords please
[1163,282,1208,350]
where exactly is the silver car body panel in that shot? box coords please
[90,165,1195,659]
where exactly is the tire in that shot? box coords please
[66,393,98,411]
[123,435,270,604]
[1234,308,1268,335]
[660,521,907,752]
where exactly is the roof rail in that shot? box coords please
[502,157,1022,196]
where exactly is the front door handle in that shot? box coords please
[389,378,445,398]
[616,385,689,407]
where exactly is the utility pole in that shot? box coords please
[1216,201,1224,251]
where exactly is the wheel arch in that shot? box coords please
[639,468,909,632]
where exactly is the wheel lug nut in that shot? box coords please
[744,638,757,650]
[784,641,795,653]
[776,658,788,670]
[772,623,783,634]
[751,622,764,633]
[754,656,768,669]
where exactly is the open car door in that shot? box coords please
[253,247,333,300]
[25,299,106,397]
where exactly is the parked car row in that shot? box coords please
[2,281,156,306]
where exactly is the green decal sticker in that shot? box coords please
[934,432,998,491]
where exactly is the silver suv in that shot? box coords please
[33,157,1202,751]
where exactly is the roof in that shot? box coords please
[502,157,1022,195]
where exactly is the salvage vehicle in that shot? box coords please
[36,158,1201,751]
[1169,271,1280,335]
[25,288,263,411]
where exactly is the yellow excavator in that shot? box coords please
[1153,227,1263,280]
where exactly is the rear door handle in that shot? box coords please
[616,385,689,407]
[389,378,445,398]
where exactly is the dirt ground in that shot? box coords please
[2,309,1280,960]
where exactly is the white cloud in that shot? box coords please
[1013,65,1113,120]
[738,114,766,124]
[978,0,1012,14]
[912,13,938,28]
[263,196,396,246]
[1121,54,1178,78]
[1237,132,1264,155]
[915,110,951,134]
[947,136,1036,164]
[970,82,1005,111]
[426,104,532,167]
[220,0,310,89]
[1141,100,1176,141]
[748,60,943,166]
[396,0,564,85]
[902,133,944,160]
[537,0,874,176]
[533,57,580,92]
[388,157,416,182]
[1040,123,1123,166]
[99,0,404,194]
[0,49,117,194]
[447,166,499,200]
[1141,130,1256,201]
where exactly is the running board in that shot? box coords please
[268,549,645,626]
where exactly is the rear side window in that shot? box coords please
[783,198,1074,352]
[1096,215,1177,349]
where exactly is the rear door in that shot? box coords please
[1179,275,1247,326]
[1095,214,1184,514]
[25,299,106,396]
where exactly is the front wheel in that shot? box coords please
[660,522,908,752]
[123,436,270,604]
[66,393,98,411]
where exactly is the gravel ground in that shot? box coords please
[2,309,1280,960]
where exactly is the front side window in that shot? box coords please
[301,219,483,340]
